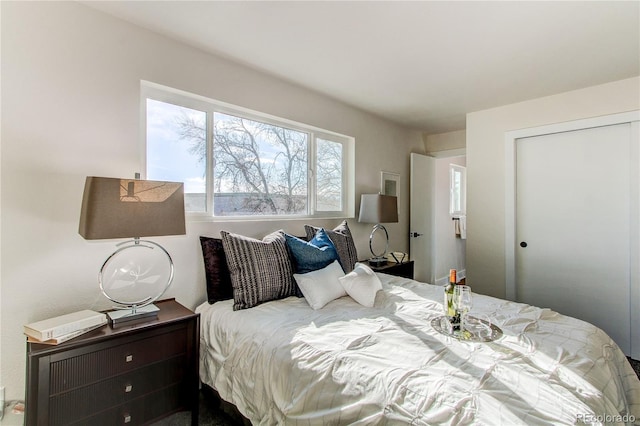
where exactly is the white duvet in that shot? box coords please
[197,274,640,425]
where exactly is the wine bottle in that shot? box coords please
[444,269,457,318]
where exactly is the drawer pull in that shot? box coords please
[124,384,133,393]
[123,413,131,423]
[125,354,133,363]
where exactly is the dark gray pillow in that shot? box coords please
[199,236,234,304]
[305,221,358,273]
[220,230,296,310]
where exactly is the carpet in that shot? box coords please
[151,385,245,426]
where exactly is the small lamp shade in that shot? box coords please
[358,194,398,224]
[79,176,186,240]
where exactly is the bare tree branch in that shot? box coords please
[174,112,343,215]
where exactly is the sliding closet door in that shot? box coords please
[516,123,633,354]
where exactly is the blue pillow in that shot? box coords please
[285,229,339,275]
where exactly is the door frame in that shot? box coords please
[410,151,467,285]
[504,110,639,357]
[410,153,436,283]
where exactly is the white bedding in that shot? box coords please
[197,274,640,425]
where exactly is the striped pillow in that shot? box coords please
[221,230,296,310]
[305,221,359,273]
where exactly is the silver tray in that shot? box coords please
[431,315,503,342]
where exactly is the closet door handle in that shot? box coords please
[520,241,528,248]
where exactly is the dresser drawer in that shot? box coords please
[66,383,182,426]
[49,356,185,425]
[49,325,187,394]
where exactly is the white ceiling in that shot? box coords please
[84,1,639,133]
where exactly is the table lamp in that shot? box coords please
[79,176,186,326]
[358,194,398,266]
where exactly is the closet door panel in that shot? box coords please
[516,123,632,353]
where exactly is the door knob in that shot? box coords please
[520,241,528,248]
[410,232,423,238]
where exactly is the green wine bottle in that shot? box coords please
[444,269,457,318]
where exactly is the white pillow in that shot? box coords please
[338,262,382,307]
[293,260,346,310]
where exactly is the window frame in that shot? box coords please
[449,164,466,216]
[141,81,355,221]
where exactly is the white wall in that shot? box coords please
[424,129,466,153]
[0,2,424,401]
[466,76,640,298]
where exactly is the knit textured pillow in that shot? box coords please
[220,230,296,310]
[285,229,339,274]
[304,221,358,273]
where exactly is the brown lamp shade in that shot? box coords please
[79,176,186,240]
[358,194,398,224]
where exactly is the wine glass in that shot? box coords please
[454,285,473,331]
[465,314,494,341]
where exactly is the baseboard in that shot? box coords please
[435,269,466,286]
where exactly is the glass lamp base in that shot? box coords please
[107,304,160,328]
[368,257,388,266]
[99,238,174,328]
[368,224,390,267]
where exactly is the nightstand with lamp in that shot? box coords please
[25,175,200,426]
[358,193,414,279]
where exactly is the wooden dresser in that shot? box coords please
[25,299,199,426]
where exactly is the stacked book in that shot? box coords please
[24,310,107,345]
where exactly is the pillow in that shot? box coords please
[220,230,296,310]
[285,229,339,274]
[338,262,383,307]
[199,236,234,304]
[305,221,358,273]
[293,260,347,310]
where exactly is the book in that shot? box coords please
[24,309,107,341]
[26,322,106,345]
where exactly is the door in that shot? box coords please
[410,153,435,283]
[516,123,634,354]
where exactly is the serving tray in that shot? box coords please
[431,315,503,342]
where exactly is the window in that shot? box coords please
[143,82,353,219]
[449,164,466,215]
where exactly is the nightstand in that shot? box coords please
[25,299,199,426]
[366,260,414,279]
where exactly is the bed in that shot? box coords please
[197,225,640,425]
